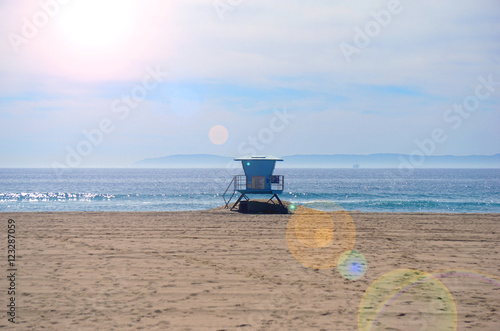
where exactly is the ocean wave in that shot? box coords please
[287,197,500,213]
[295,200,347,211]
[0,192,221,203]
[0,192,116,201]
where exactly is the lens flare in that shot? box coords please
[286,204,356,269]
[358,269,457,331]
[209,125,229,145]
[337,250,367,280]
[314,227,334,247]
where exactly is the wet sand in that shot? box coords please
[1,209,499,330]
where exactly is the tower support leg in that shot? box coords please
[231,194,249,210]
[267,194,285,209]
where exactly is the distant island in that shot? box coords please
[134,153,500,168]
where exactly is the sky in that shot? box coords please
[0,0,499,167]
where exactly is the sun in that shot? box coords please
[56,0,136,53]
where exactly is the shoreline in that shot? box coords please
[2,209,500,214]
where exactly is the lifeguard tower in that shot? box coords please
[223,155,285,210]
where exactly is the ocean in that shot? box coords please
[0,168,499,213]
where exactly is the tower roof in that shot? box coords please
[234,155,283,161]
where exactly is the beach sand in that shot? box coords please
[1,209,499,330]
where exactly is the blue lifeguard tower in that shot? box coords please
[223,155,285,210]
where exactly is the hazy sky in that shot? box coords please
[1,0,499,167]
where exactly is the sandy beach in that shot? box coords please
[1,208,499,330]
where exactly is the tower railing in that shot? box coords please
[223,175,285,209]
[223,176,236,208]
[270,175,284,191]
[233,175,284,192]
[234,175,247,191]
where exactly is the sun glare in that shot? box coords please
[56,0,136,53]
